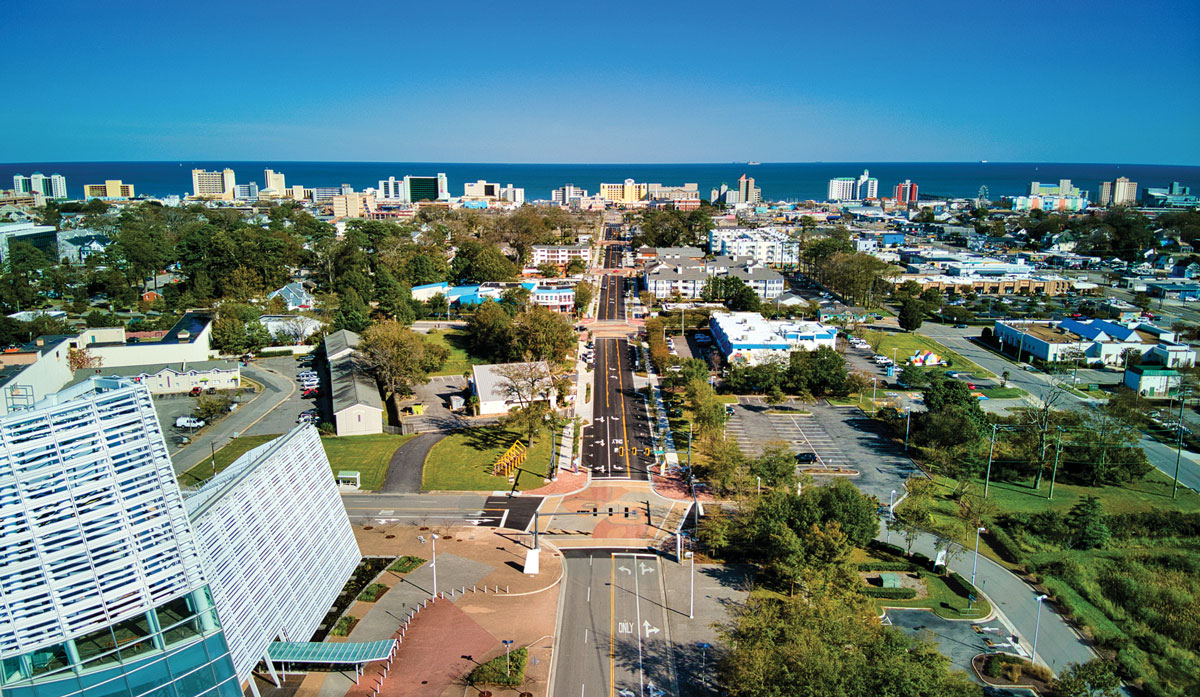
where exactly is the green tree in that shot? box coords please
[1066,496,1110,549]
[537,262,560,278]
[751,442,797,487]
[565,258,587,276]
[465,300,517,362]
[360,320,450,404]
[718,592,981,697]
[513,305,575,363]
[466,246,518,282]
[898,298,925,331]
[573,281,594,314]
[333,288,371,333]
[1052,659,1122,697]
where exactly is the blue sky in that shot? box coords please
[3,0,1198,164]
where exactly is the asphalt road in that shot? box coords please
[553,551,678,697]
[598,272,627,321]
[586,338,651,481]
[918,322,1200,491]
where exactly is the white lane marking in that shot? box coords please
[587,586,591,602]
[584,628,589,644]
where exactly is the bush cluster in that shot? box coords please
[860,586,917,600]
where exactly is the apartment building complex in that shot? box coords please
[376,174,449,203]
[710,174,761,206]
[1098,177,1138,206]
[530,244,590,267]
[643,254,785,300]
[827,170,878,201]
[893,179,919,204]
[599,179,649,205]
[12,173,67,201]
[707,227,799,266]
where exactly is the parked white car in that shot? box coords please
[175,416,205,429]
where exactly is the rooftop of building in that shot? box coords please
[471,361,551,402]
[67,359,239,388]
[711,311,836,347]
[331,353,382,414]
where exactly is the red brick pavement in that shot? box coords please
[522,470,588,496]
[345,600,496,697]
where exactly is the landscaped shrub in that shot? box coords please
[357,583,388,602]
[860,587,917,599]
[388,556,426,574]
[331,616,358,637]
[1106,511,1200,539]
[944,571,980,601]
[867,540,905,557]
[468,647,527,686]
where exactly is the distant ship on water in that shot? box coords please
[747,161,760,166]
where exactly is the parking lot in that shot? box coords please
[721,400,919,502]
[242,356,318,437]
[725,398,851,469]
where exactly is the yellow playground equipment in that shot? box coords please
[493,440,527,477]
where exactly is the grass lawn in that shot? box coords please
[914,469,1200,569]
[424,329,487,377]
[978,386,1026,399]
[854,548,992,620]
[876,333,994,378]
[423,424,554,491]
[321,433,415,490]
[178,434,279,487]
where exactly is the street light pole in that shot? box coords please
[971,526,986,587]
[872,377,878,406]
[502,639,514,676]
[1031,594,1049,666]
[431,534,439,598]
[904,408,911,451]
[687,550,695,619]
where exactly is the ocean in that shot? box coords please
[2,161,1198,203]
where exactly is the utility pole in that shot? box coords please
[984,424,998,497]
[1048,428,1063,500]
[1174,389,1189,498]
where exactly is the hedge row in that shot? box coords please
[861,586,917,600]
[856,561,918,572]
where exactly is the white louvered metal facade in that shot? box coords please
[0,378,205,658]
[184,425,360,680]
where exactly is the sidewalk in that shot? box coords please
[879,523,1095,675]
[301,526,563,697]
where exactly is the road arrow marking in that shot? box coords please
[639,562,654,575]
[618,565,632,575]
[643,620,659,636]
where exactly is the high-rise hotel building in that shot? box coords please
[190,169,236,200]
[0,378,240,696]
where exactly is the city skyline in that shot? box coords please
[2,1,1198,165]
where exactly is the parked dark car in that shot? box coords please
[795,452,818,464]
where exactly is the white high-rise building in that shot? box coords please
[192,168,237,199]
[0,377,240,695]
[263,169,287,194]
[828,177,856,201]
[1113,177,1138,206]
[12,173,67,200]
[552,184,588,205]
[855,170,878,200]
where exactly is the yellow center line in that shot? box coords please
[616,339,632,478]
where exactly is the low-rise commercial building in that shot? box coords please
[72,360,241,394]
[325,329,384,436]
[643,255,784,300]
[993,318,1196,368]
[709,311,837,366]
[471,362,557,416]
[1123,365,1181,398]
